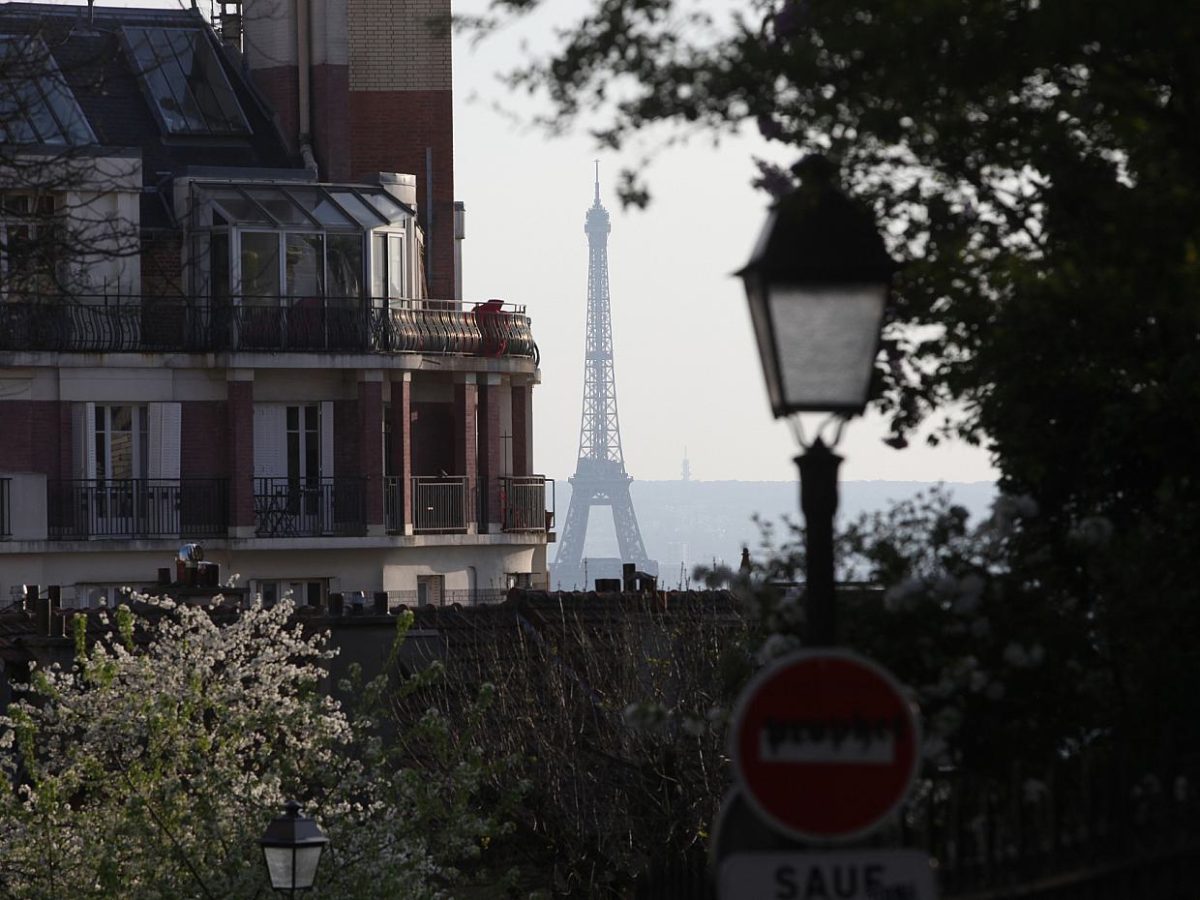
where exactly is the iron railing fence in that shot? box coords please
[409,476,472,534]
[383,588,509,608]
[0,477,10,540]
[0,296,537,360]
[916,751,1200,899]
[47,479,228,540]
[254,477,366,537]
[637,750,1200,900]
[498,475,554,532]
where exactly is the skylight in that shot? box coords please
[122,26,249,136]
[0,35,96,146]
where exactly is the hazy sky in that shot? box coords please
[50,0,997,485]
[451,2,998,485]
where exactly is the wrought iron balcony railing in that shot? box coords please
[0,296,538,360]
[0,478,10,540]
[400,475,472,534]
[499,475,555,533]
[254,477,366,538]
[48,479,228,540]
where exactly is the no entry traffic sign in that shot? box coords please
[730,649,920,842]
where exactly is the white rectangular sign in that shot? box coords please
[718,850,937,900]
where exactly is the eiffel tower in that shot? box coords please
[552,168,653,589]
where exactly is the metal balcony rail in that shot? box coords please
[47,478,228,540]
[0,478,10,540]
[0,295,537,360]
[409,476,471,534]
[254,477,366,538]
[499,475,555,533]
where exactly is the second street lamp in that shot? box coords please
[259,800,330,897]
[738,156,895,646]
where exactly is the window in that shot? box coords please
[0,192,60,296]
[74,584,133,609]
[371,231,407,302]
[95,404,149,481]
[121,27,249,136]
[73,402,180,482]
[0,35,95,145]
[416,574,444,607]
[253,579,326,608]
[253,402,333,481]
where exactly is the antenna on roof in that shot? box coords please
[87,0,94,24]
[594,159,600,203]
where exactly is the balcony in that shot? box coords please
[47,479,228,540]
[0,478,10,540]
[393,476,473,535]
[499,476,555,533]
[0,296,538,360]
[254,477,366,538]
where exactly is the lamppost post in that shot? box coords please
[737,155,895,648]
[797,438,841,646]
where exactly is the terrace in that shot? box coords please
[0,295,537,359]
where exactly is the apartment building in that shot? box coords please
[0,2,551,607]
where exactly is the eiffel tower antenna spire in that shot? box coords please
[552,168,652,588]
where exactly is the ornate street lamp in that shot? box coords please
[259,800,329,896]
[738,156,895,645]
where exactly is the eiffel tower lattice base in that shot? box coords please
[552,460,653,590]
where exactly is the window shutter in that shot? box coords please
[320,400,334,477]
[73,402,96,479]
[148,402,181,480]
[253,404,286,479]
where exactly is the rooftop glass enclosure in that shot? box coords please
[187,179,422,312]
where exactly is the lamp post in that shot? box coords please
[738,156,895,646]
[259,800,329,896]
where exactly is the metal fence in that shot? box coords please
[254,477,365,537]
[499,475,554,532]
[410,476,472,534]
[0,296,537,360]
[0,477,10,540]
[47,479,228,540]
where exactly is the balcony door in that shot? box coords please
[71,402,180,537]
[253,402,333,535]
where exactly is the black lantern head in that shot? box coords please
[260,800,329,893]
[738,156,896,419]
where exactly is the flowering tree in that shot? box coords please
[0,597,494,899]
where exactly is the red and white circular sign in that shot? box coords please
[730,649,920,842]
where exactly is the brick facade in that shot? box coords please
[453,381,476,507]
[249,66,301,156]
[312,64,351,180]
[356,380,384,528]
[348,89,455,299]
[227,380,255,530]
[477,380,502,529]
[0,401,66,478]
[181,402,228,478]
[512,385,530,476]
[389,376,412,531]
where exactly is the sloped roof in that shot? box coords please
[0,4,295,182]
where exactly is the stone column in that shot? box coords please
[512,382,531,476]
[226,371,255,538]
[389,373,413,535]
[477,374,504,532]
[358,372,385,536]
[453,375,477,535]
